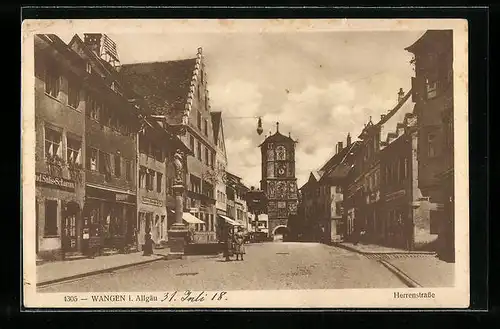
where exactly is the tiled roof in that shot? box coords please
[321,141,361,181]
[259,131,297,147]
[119,59,197,124]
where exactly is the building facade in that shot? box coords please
[135,118,186,250]
[211,111,228,219]
[405,30,455,261]
[317,137,356,243]
[120,47,218,245]
[226,172,250,230]
[34,34,88,260]
[69,34,139,254]
[259,123,299,237]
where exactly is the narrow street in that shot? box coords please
[39,242,406,292]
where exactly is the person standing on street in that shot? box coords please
[233,227,246,261]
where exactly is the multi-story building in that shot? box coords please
[405,30,454,261]
[211,111,228,218]
[344,90,414,244]
[259,123,299,238]
[134,117,189,250]
[298,171,321,241]
[380,110,433,250]
[69,34,139,254]
[120,47,217,245]
[317,136,358,243]
[225,172,249,225]
[34,34,88,261]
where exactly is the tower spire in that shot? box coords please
[276,121,280,133]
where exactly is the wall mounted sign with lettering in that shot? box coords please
[35,172,75,192]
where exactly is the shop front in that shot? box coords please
[35,172,84,260]
[83,185,136,255]
[383,189,412,249]
[138,196,168,250]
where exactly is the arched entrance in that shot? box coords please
[272,225,290,242]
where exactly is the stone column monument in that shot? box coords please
[168,149,188,259]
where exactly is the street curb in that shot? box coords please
[331,242,436,256]
[378,259,422,288]
[37,255,168,287]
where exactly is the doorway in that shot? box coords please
[62,202,79,253]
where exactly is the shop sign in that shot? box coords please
[142,196,163,207]
[116,193,135,203]
[35,172,75,192]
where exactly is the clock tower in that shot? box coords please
[259,122,298,238]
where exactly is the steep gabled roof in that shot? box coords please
[321,141,362,181]
[299,171,320,191]
[119,58,197,124]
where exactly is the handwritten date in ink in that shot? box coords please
[161,291,228,303]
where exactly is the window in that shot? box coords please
[87,95,100,121]
[87,147,98,171]
[125,160,132,181]
[99,151,111,176]
[211,152,215,168]
[45,69,60,98]
[44,127,62,158]
[67,81,80,109]
[157,172,163,193]
[146,170,155,191]
[139,166,146,188]
[197,111,202,130]
[428,133,437,158]
[44,199,58,236]
[204,119,208,136]
[210,214,214,231]
[66,137,82,165]
[154,145,163,162]
[114,155,121,177]
[190,135,195,151]
[197,141,202,161]
[426,78,437,99]
[86,62,92,74]
[205,147,209,165]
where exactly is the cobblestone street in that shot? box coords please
[39,242,406,292]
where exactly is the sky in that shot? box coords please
[59,30,424,188]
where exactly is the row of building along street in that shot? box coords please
[295,30,455,262]
[34,29,455,269]
[34,33,262,262]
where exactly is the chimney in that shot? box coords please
[347,133,351,147]
[84,34,102,56]
[339,141,343,151]
[398,88,405,103]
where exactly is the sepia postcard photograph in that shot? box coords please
[21,18,469,309]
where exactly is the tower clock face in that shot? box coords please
[276,163,286,177]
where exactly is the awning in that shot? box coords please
[182,212,205,224]
[218,215,244,227]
